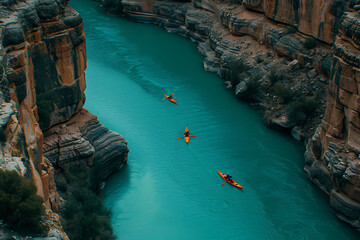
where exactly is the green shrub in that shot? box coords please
[285,26,297,34]
[247,73,261,92]
[36,98,53,130]
[0,127,6,142]
[274,83,293,103]
[286,96,319,124]
[55,175,68,193]
[227,58,249,86]
[331,0,348,16]
[57,167,115,240]
[0,170,45,234]
[303,38,317,49]
[240,73,262,100]
[254,55,264,64]
[37,99,52,119]
[331,0,348,35]
[103,0,123,12]
[268,67,283,85]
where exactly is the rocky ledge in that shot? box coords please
[0,0,128,238]
[43,108,128,180]
[102,0,360,230]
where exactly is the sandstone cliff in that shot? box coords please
[104,0,360,230]
[0,0,128,238]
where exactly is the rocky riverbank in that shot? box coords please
[101,0,360,230]
[0,0,128,238]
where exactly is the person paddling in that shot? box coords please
[164,93,177,104]
[184,130,190,137]
[225,174,233,183]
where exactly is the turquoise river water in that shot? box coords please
[71,0,359,239]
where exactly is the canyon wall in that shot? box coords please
[111,0,360,229]
[0,0,128,238]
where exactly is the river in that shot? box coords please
[70,0,359,239]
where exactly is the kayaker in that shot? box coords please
[226,175,234,183]
[168,95,173,99]
[225,174,232,181]
[184,130,190,137]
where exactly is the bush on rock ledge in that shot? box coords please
[0,169,45,235]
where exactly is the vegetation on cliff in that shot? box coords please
[303,38,318,50]
[0,170,45,235]
[102,0,123,13]
[286,96,319,125]
[225,54,326,138]
[0,128,6,142]
[56,167,115,240]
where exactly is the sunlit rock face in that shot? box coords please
[0,0,128,237]
[243,0,335,44]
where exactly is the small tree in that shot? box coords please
[0,170,45,234]
[57,167,115,240]
[254,55,264,64]
[303,38,317,49]
[239,73,262,101]
[286,96,318,124]
[268,67,283,85]
[274,83,293,103]
[0,127,6,142]
[227,58,249,86]
[285,26,297,34]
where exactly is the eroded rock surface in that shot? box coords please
[43,109,128,180]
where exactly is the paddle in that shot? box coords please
[177,135,196,139]
[221,171,235,186]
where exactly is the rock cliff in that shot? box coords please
[103,0,360,230]
[0,0,128,238]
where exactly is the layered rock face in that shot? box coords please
[243,0,335,44]
[0,0,128,238]
[110,0,360,229]
[43,108,128,180]
[306,5,360,229]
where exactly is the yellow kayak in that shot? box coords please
[184,127,190,144]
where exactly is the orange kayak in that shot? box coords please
[218,170,243,189]
[164,94,177,104]
[184,127,190,144]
